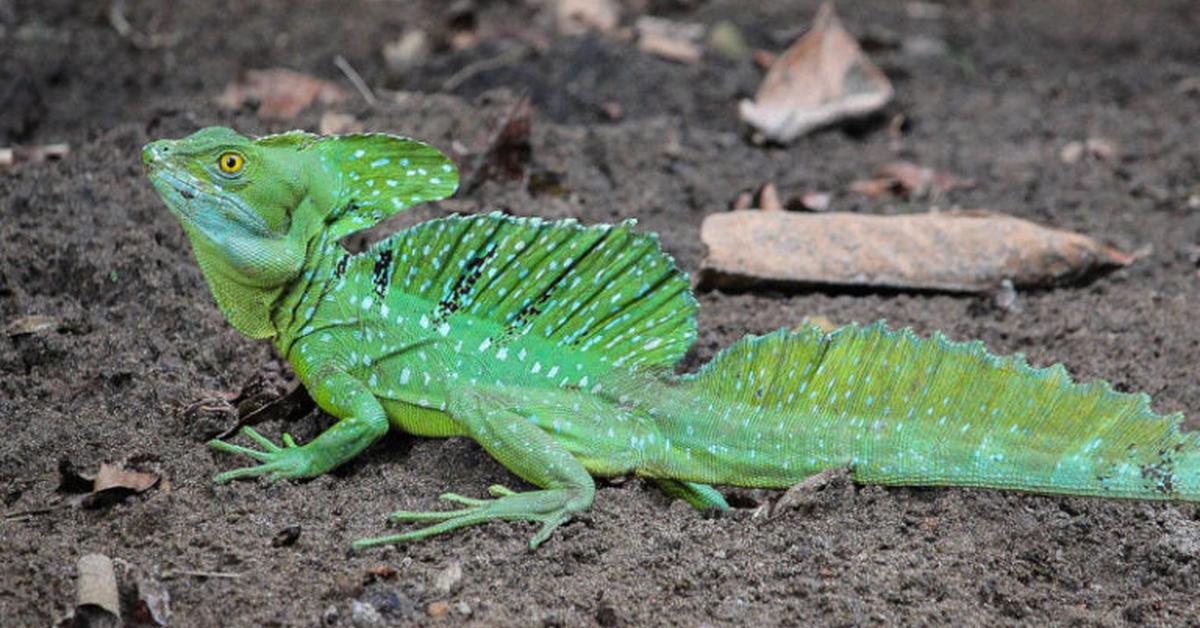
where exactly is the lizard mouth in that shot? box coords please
[148,165,275,239]
[147,167,203,219]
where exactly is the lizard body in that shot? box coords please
[145,127,1200,549]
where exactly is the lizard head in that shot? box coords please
[144,126,458,337]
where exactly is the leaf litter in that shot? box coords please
[214,68,349,121]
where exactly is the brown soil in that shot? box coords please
[4,0,1200,625]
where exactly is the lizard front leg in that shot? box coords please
[208,368,388,482]
[353,389,595,550]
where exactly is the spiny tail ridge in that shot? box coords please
[655,322,1198,500]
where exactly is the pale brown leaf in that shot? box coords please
[214,68,349,121]
[318,112,363,135]
[851,161,974,199]
[739,2,892,142]
[93,463,159,494]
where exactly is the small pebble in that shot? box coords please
[427,601,450,618]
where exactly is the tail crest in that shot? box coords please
[655,322,1198,500]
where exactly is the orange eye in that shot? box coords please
[217,151,245,175]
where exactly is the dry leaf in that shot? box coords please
[60,461,162,508]
[752,49,777,70]
[636,17,704,64]
[318,112,363,135]
[214,68,349,121]
[698,209,1131,293]
[132,571,171,627]
[93,463,159,493]
[556,0,620,35]
[382,29,431,74]
[739,2,893,142]
[851,161,974,199]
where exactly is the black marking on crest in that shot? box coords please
[1140,448,1177,495]
[432,248,495,324]
[372,249,394,298]
[505,290,553,337]
[334,254,351,279]
[328,199,359,225]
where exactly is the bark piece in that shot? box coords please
[636,17,704,64]
[699,210,1130,293]
[70,554,121,627]
[739,2,892,143]
[4,314,62,336]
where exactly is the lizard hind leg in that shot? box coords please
[354,389,596,550]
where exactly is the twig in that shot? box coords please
[442,46,529,92]
[107,0,180,50]
[334,55,378,107]
[3,506,62,522]
[213,383,316,441]
[163,569,244,580]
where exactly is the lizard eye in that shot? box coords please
[217,151,245,175]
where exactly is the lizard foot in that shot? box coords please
[207,426,318,483]
[352,484,591,550]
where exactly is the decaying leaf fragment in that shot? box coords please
[850,161,975,199]
[214,68,349,121]
[58,459,161,508]
[739,2,893,143]
[699,210,1131,293]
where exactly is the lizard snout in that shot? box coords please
[142,141,173,168]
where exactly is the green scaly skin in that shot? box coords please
[145,127,1200,550]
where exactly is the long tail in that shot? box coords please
[641,322,1200,500]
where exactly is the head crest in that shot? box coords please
[305,133,459,238]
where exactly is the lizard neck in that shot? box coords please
[191,243,297,340]
[270,228,345,355]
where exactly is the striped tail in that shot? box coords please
[644,322,1200,500]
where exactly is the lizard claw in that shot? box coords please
[208,426,316,483]
[351,485,590,550]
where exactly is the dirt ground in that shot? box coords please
[3,0,1200,625]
